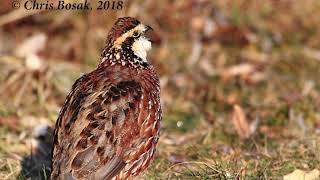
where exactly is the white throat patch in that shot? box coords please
[131,37,152,62]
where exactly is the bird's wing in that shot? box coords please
[51,74,144,180]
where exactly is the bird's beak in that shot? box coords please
[144,25,154,42]
[144,24,161,45]
[145,25,153,32]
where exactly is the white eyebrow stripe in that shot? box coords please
[112,24,146,49]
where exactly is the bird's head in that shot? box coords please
[102,17,154,66]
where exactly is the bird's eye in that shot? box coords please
[133,32,140,38]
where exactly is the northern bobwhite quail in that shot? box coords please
[51,17,161,180]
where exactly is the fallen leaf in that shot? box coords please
[244,72,266,84]
[25,53,42,70]
[225,63,255,77]
[240,47,268,63]
[199,59,217,76]
[173,74,189,88]
[304,47,320,62]
[221,63,266,83]
[0,116,21,132]
[15,33,47,58]
[191,16,205,32]
[168,154,186,164]
[231,104,251,139]
[259,126,282,139]
[15,33,47,71]
[283,169,320,180]
[212,24,251,46]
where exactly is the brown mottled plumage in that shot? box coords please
[51,17,161,180]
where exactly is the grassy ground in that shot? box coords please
[0,0,320,179]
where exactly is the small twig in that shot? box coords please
[0,8,44,26]
[187,38,203,67]
[0,69,24,93]
[166,161,223,175]
[14,72,32,106]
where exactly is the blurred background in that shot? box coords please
[0,0,320,179]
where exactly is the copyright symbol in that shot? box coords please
[12,1,20,9]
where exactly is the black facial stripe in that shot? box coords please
[122,37,135,48]
[100,29,150,69]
